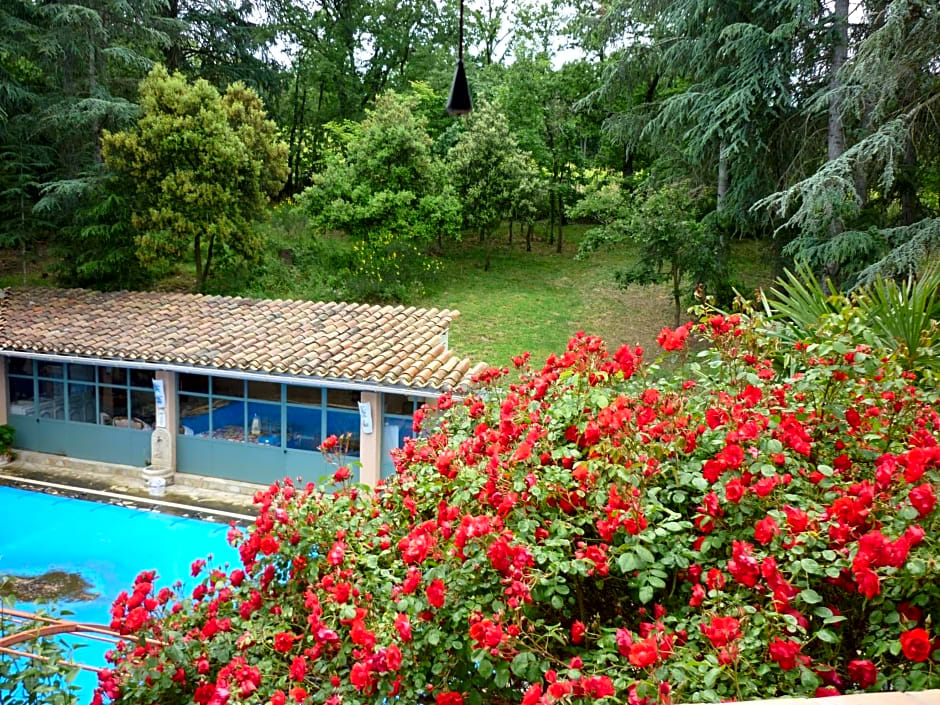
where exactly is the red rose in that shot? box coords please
[900,628,932,662]
[628,636,659,668]
[385,643,403,671]
[522,684,542,705]
[754,516,780,545]
[581,675,615,698]
[289,656,306,681]
[394,613,412,642]
[768,637,802,670]
[333,465,351,482]
[273,631,295,653]
[436,692,464,705]
[571,620,586,644]
[426,578,446,608]
[847,659,877,688]
[701,616,741,648]
[350,662,372,692]
[616,628,633,657]
[909,483,936,517]
[270,690,287,705]
[814,687,841,697]
[260,534,279,555]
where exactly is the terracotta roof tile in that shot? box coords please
[0,287,484,393]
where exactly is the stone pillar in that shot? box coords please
[0,357,7,426]
[143,369,177,486]
[358,390,382,487]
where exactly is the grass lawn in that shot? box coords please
[421,224,775,367]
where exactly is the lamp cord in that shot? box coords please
[458,0,464,62]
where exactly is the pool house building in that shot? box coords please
[0,288,484,488]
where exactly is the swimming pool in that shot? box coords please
[0,484,241,700]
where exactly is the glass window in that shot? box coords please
[213,376,243,398]
[68,383,97,423]
[130,389,155,429]
[179,373,210,395]
[287,385,321,406]
[247,401,281,446]
[287,405,322,451]
[326,408,360,456]
[384,394,413,417]
[98,385,128,424]
[180,395,211,437]
[9,377,35,415]
[8,358,32,376]
[247,380,281,402]
[99,366,126,386]
[130,369,153,389]
[383,416,413,451]
[37,362,64,379]
[68,364,96,382]
[211,399,245,442]
[38,380,65,419]
[327,388,359,409]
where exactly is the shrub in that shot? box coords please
[0,610,79,704]
[97,302,939,704]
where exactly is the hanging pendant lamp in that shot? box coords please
[446,0,472,115]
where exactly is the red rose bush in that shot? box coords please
[97,303,939,704]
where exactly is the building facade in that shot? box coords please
[0,288,483,488]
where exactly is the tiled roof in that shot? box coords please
[0,288,486,392]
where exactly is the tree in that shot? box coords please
[757,1,940,284]
[447,100,534,270]
[102,65,288,289]
[302,90,460,300]
[575,180,713,326]
[0,0,171,276]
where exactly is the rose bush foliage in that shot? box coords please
[97,303,939,704]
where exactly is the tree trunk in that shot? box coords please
[163,0,182,71]
[508,220,513,244]
[715,142,730,273]
[672,264,681,328]
[827,0,849,164]
[202,230,216,288]
[194,232,203,290]
[484,228,492,272]
[286,61,303,194]
[717,143,730,209]
[526,222,533,252]
[548,189,555,245]
[622,146,634,184]
[555,192,564,254]
[824,0,850,287]
[898,138,919,226]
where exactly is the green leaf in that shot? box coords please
[478,659,493,678]
[617,552,638,573]
[639,585,654,604]
[511,652,534,677]
[704,666,722,688]
[635,545,655,565]
[800,589,822,604]
[494,662,511,689]
[800,558,821,574]
[816,629,837,643]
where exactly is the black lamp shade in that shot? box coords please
[446,59,472,116]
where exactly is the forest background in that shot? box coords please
[0,0,937,364]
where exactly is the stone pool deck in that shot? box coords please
[1,450,261,517]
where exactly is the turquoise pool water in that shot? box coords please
[0,484,241,701]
